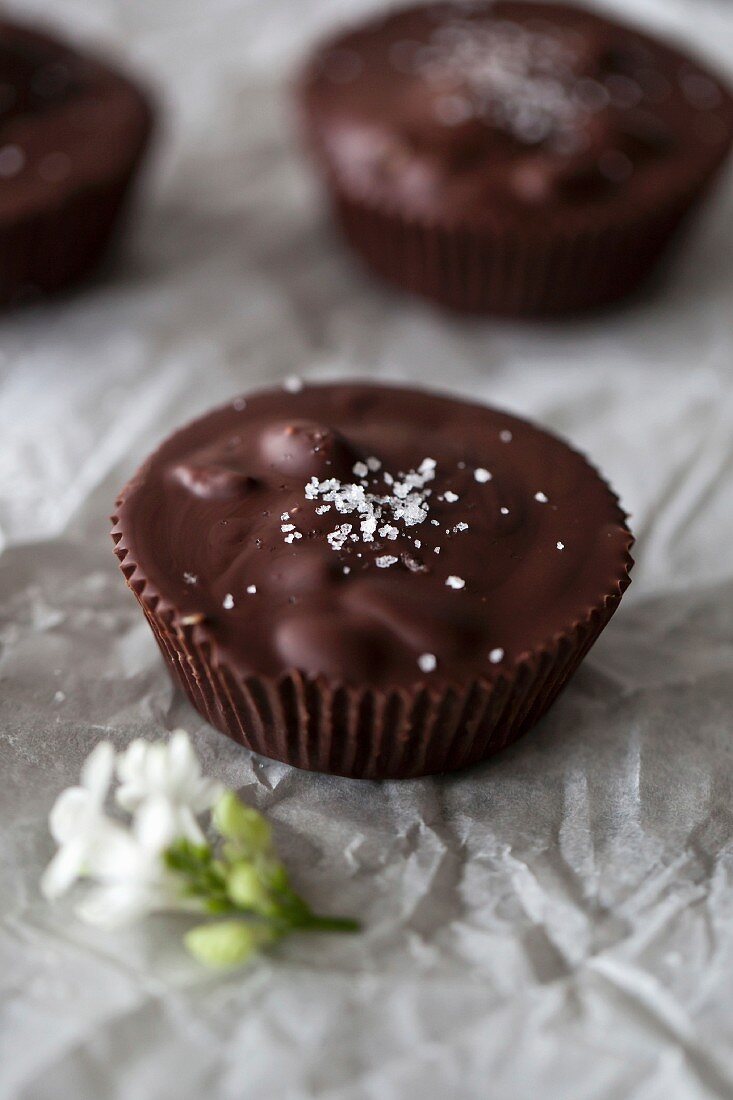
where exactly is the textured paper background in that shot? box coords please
[1,1,733,1097]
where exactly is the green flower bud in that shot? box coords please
[226,862,278,917]
[184,920,274,968]
[213,791,272,855]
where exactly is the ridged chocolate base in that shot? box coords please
[326,179,715,317]
[113,521,628,779]
[0,161,148,306]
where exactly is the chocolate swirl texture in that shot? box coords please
[113,383,634,778]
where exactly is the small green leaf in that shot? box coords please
[213,791,272,855]
[184,920,275,968]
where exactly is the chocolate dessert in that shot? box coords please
[113,382,633,779]
[0,17,153,305]
[298,1,733,315]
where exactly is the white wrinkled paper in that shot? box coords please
[1,0,733,1096]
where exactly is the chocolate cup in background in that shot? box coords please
[297,3,733,318]
[111,384,634,781]
[0,19,154,307]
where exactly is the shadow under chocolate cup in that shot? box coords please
[112,383,634,780]
[297,1,733,317]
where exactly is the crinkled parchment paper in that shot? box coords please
[1,1,733,1097]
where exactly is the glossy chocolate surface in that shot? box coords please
[300,1,733,225]
[116,384,632,690]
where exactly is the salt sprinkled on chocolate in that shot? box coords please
[474,467,492,483]
[300,456,437,554]
[246,584,257,594]
[446,575,465,590]
[534,491,549,503]
[418,653,437,673]
[500,430,513,443]
[415,15,601,148]
[489,647,505,664]
[557,541,565,550]
[183,572,197,585]
[223,593,234,610]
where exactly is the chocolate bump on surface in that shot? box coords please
[113,383,633,778]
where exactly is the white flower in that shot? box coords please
[73,806,194,930]
[115,730,223,847]
[41,742,129,899]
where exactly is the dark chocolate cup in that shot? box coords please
[111,508,632,780]
[0,148,152,306]
[306,155,728,318]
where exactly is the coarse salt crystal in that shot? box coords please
[534,491,549,503]
[474,468,492,483]
[556,541,565,550]
[223,593,234,610]
[489,648,505,664]
[376,555,399,568]
[500,430,513,443]
[446,575,465,589]
[247,584,257,594]
[443,490,459,502]
[418,653,437,673]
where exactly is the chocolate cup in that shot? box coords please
[323,178,712,317]
[111,510,632,781]
[0,20,154,306]
[296,2,733,317]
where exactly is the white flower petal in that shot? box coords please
[75,882,157,929]
[85,822,144,880]
[167,730,199,793]
[176,805,206,846]
[41,837,88,898]
[190,777,225,815]
[81,742,116,799]
[116,740,148,790]
[48,787,91,843]
[133,796,181,853]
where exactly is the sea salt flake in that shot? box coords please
[183,572,197,585]
[223,593,234,610]
[281,523,295,533]
[489,647,505,664]
[376,555,398,568]
[280,512,290,521]
[366,457,382,472]
[446,575,465,589]
[556,541,565,550]
[500,507,510,515]
[247,585,257,594]
[474,468,492,483]
[352,461,369,478]
[500,430,513,443]
[418,653,437,673]
[453,522,469,533]
[443,490,459,502]
[534,491,549,503]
